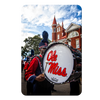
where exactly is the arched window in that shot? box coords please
[68,31,79,38]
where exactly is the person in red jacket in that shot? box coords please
[25,31,52,95]
[24,56,33,72]
[24,58,29,71]
[24,49,34,72]
[24,52,35,95]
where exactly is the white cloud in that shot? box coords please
[64,17,82,29]
[22,5,66,28]
[64,19,71,28]
[21,5,82,41]
[78,10,82,16]
[21,18,41,34]
[21,21,42,47]
[22,5,81,28]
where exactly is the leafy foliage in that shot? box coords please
[21,34,51,57]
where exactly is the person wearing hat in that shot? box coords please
[30,49,34,57]
[25,31,52,95]
[24,49,34,72]
[24,49,34,98]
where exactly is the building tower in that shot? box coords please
[52,16,57,42]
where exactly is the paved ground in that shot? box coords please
[21,71,27,95]
[51,83,70,95]
[21,70,81,95]
[52,83,85,99]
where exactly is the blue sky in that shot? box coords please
[21,5,82,46]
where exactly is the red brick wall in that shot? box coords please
[52,33,56,42]
[52,25,82,51]
[56,26,65,41]
[52,25,56,42]
[67,28,82,51]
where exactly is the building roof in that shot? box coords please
[52,16,57,25]
[65,23,81,33]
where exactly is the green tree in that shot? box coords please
[21,34,51,57]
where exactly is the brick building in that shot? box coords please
[52,16,82,51]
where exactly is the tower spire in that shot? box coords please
[52,16,57,25]
[52,16,57,42]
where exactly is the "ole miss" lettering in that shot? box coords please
[47,50,67,77]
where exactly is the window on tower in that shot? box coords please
[54,28,56,32]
